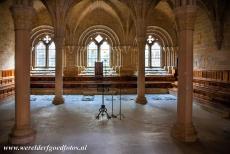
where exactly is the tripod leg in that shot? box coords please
[96,111,102,119]
[105,111,111,119]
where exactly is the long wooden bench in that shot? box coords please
[0,69,15,100]
[0,77,15,100]
[30,75,176,94]
[169,79,230,118]
[193,78,230,107]
[169,76,230,118]
[170,79,230,104]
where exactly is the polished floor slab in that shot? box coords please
[0,94,230,154]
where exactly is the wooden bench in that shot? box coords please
[193,78,230,107]
[0,77,15,100]
[0,69,15,100]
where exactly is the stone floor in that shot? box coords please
[0,94,230,154]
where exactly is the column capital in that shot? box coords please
[135,17,147,39]
[136,36,146,47]
[174,5,197,31]
[54,36,65,48]
[10,5,35,30]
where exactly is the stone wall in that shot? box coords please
[0,0,14,70]
[193,7,230,70]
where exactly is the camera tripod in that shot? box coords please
[96,84,111,120]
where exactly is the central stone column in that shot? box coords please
[52,36,65,105]
[135,16,147,104]
[136,36,147,104]
[171,5,197,142]
[9,5,36,145]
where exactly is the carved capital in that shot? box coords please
[136,36,146,47]
[54,37,65,49]
[11,5,35,30]
[174,6,197,31]
[136,18,146,37]
[64,45,75,54]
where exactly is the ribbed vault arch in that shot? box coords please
[30,25,54,47]
[146,26,175,47]
[78,25,120,47]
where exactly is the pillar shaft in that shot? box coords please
[135,15,147,104]
[136,36,147,104]
[164,48,167,69]
[171,5,197,142]
[9,5,36,144]
[53,37,65,105]
[161,49,165,67]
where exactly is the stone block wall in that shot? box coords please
[193,7,230,70]
[0,0,14,70]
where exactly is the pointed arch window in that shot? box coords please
[48,42,56,67]
[151,42,161,67]
[145,35,161,67]
[101,41,110,67]
[34,35,56,68]
[35,41,46,67]
[87,35,111,67]
[87,42,98,67]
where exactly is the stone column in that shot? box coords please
[9,5,36,144]
[52,36,65,105]
[167,47,171,67]
[161,48,165,68]
[171,5,197,142]
[168,48,171,66]
[112,47,117,68]
[165,47,170,71]
[171,47,175,67]
[163,47,167,70]
[83,48,86,67]
[80,47,83,67]
[117,47,121,71]
[136,35,147,104]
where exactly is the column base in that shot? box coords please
[52,95,64,105]
[171,123,197,142]
[136,95,147,105]
[9,127,36,145]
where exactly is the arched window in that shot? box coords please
[151,42,161,67]
[145,35,161,67]
[34,35,56,68]
[87,34,111,67]
[48,42,56,67]
[87,42,98,67]
[101,41,110,67]
[35,41,46,67]
[145,44,149,67]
